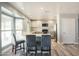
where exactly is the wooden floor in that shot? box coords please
[2,39,79,56]
[51,40,79,56]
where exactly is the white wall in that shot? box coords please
[58,14,77,44]
[75,15,79,44]
[0,3,2,55]
[57,13,61,43]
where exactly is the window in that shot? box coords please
[1,6,25,48]
[15,19,25,40]
[15,19,23,30]
[1,14,13,47]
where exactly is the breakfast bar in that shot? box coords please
[26,34,51,56]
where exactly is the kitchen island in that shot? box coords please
[26,33,51,56]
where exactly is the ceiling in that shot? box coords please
[10,2,79,20]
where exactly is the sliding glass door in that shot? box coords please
[0,6,25,52]
[1,14,13,48]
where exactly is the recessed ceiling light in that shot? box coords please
[21,7,24,10]
[30,16,32,17]
[40,7,44,10]
[16,2,24,10]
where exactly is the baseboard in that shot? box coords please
[73,43,79,45]
[59,42,79,45]
[57,41,60,44]
[57,41,63,45]
[57,41,77,45]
